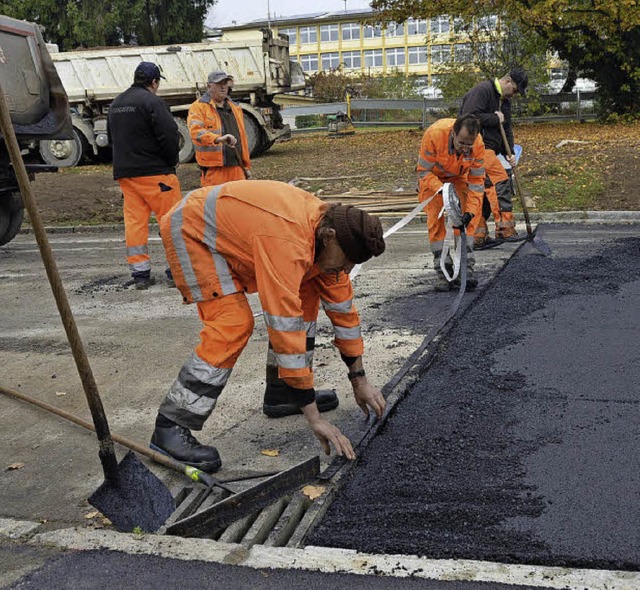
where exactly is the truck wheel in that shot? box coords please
[242,113,264,158]
[175,117,195,163]
[39,127,86,167]
[0,196,25,246]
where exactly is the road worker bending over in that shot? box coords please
[188,70,252,187]
[417,114,485,292]
[150,180,387,472]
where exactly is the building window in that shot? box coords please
[299,54,318,72]
[342,22,360,41]
[408,46,427,65]
[386,47,406,67]
[363,24,382,38]
[431,44,450,64]
[477,41,497,60]
[320,24,338,42]
[430,16,450,35]
[321,52,340,70]
[280,28,297,46]
[364,49,383,68]
[477,15,498,32]
[300,26,317,44]
[454,43,472,62]
[406,18,428,36]
[385,22,405,37]
[342,50,362,69]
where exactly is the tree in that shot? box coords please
[0,0,216,49]
[370,0,640,116]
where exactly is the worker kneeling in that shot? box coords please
[150,180,387,472]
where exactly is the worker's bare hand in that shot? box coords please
[507,154,517,167]
[495,110,505,124]
[352,377,386,420]
[303,404,355,460]
[245,169,253,179]
[217,134,237,146]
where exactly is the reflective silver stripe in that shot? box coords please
[266,347,277,367]
[334,325,361,340]
[417,171,430,179]
[430,239,444,253]
[418,157,435,170]
[305,321,317,338]
[273,352,309,369]
[127,245,148,256]
[189,119,205,127]
[203,186,238,296]
[186,352,233,387]
[196,130,209,140]
[268,348,314,368]
[306,350,314,366]
[469,167,485,176]
[321,298,353,313]
[263,311,305,332]
[171,191,203,301]
[468,183,484,192]
[166,380,217,417]
[195,144,222,152]
[129,260,151,272]
[422,149,435,156]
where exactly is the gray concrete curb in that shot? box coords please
[17,211,640,237]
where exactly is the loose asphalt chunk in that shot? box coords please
[309,224,640,571]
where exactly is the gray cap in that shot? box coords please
[208,70,233,84]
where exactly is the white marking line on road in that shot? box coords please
[21,526,639,590]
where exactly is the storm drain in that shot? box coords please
[162,482,335,548]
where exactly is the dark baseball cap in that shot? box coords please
[134,61,166,81]
[208,70,233,84]
[509,68,528,96]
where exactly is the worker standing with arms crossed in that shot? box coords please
[417,115,486,292]
[108,62,182,289]
[149,180,387,472]
[188,70,252,187]
[459,68,528,247]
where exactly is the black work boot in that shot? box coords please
[263,382,339,418]
[150,423,221,473]
[133,274,156,290]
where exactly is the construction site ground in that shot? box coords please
[1,123,639,588]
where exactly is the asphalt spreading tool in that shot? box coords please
[499,121,552,256]
[0,83,174,533]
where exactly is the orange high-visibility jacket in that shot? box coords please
[417,118,485,203]
[161,180,363,389]
[187,96,251,170]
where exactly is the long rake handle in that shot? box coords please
[499,121,534,237]
[0,83,118,482]
[233,145,249,179]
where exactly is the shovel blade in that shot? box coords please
[532,235,553,257]
[89,450,175,532]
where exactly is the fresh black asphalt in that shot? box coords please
[310,224,640,571]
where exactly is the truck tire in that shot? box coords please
[175,117,195,163]
[0,194,25,247]
[242,113,264,158]
[39,127,86,167]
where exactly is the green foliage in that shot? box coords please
[0,0,215,49]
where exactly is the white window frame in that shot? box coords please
[431,44,450,64]
[454,43,473,63]
[280,28,297,46]
[431,15,450,35]
[299,54,318,72]
[408,46,427,65]
[341,22,360,41]
[477,15,498,32]
[385,22,405,37]
[406,18,428,36]
[320,24,338,42]
[386,47,406,67]
[342,50,362,69]
[364,49,383,68]
[299,26,317,44]
[363,24,382,38]
[321,52,340,70]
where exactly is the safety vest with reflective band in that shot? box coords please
[160,180,364,389]
[416,118,485,203]
[187,95,251,170]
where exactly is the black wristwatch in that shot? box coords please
[347,369,366,381]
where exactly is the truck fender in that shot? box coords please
[71,114,98,155]
[238,104,266,157]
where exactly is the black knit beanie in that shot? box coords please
[332,205,386,264]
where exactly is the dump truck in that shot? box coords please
[38,28,306,167]
[0,15,72,246]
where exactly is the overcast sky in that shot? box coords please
[207,0,373,27]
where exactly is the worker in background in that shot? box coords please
[417,114,485,292]
[108,61,181,290]
[188,70,252,187]
[459,68,528,247]
[150,180,387,472]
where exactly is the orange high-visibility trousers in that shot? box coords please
[484,150,518,237]
[118,174,182,276]
[201,166,245,187]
